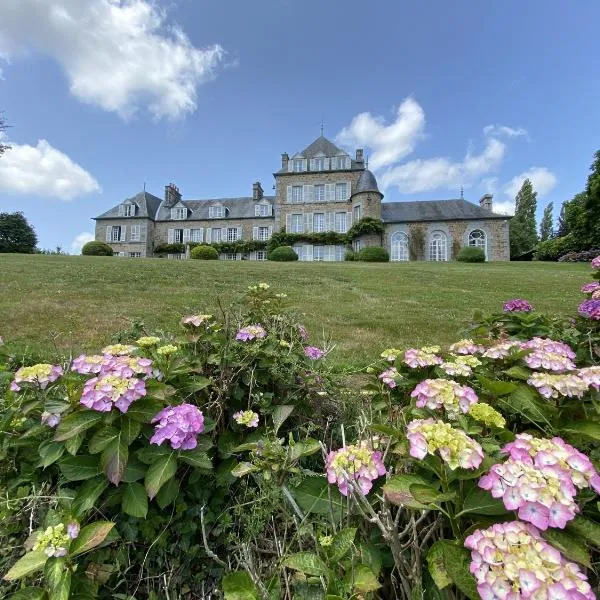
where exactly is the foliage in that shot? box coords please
[509,178,538,258]
[578,150,600,249]
[190,244,219,260]
[268,245,298,261]
[154,242,185,255]
[36,246,68,256]
[533,235,576,261]
[456,246,485,263]
[356,246,389,262]
[346,217,385,240]
[0,212,38,254]
[539,202,554,241]
[188,240,267,255]
[0,111,10,156]
[267,231,346,254]
[81,241,113,257]
[344,249,355,261]
[558,249,600,263]
[409,227,425,261]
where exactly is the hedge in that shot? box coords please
[268,245,298,261]
[81,241,113,256]
[456,246,485,262]
[356,246,389,262]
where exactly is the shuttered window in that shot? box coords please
[110,226,122,242]
[209,206,225,218]
[313,245,324,261]
[190,229,204,242]
[334,212,347,233]
[293,159,303,172]
[314,185,325,201]
[130,225,141,241]
[292,186,303,203]
[211,228,222,243]
[174,229,184,243]
[227,228,240,242]
[335,183,348,201]
[353,204,361,221]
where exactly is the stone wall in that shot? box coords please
[351,192,382,220]
[95,218,154,257]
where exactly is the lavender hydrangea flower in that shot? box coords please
[80,375,146,413]
[67,522,80,539]
[325,442,386,496]
[579,298,600,320]
[297,324,308,340]
[304,346,324,360]
[71,354,107,375]
[520,338,577,371]
[591,256,600,270]
[41,412,61,428]
[236,325,267,341]
[503,298,533,312]
[10,364,63,392]
[150,403,205,450]
[580,281,600,294]
[379,367,401,388]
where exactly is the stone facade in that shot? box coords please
[93,135,511,261]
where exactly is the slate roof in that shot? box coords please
[154,196,276,221]
[300,135,345,159]
[381,199,509,223]
[354,169,380,194]
[93,191,162,220]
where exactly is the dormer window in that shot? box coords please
[255,202,272,217]
[171,207,187,220]
[118,203,135,217]
[332,155,349,170]
[293,159,304,172]
[209,205,225,219]
[314,157,325,171]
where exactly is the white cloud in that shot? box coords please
[0,137,100,200]
[379,137,506,194]
[483,124,528,138]
[0,0,225,120]
[494,167,559,216]
[71,231,95,254]
[335,98,425,170]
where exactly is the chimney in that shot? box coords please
[355,148,364,163]
[164,183,182,207]
[281,153,289,170]
[479,193,493,212]
[252,181,264,200]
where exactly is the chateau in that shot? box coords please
[93,135,511,261]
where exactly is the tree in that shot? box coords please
[0,112,10,157]
[509,178,538,258]
[0,212,38,253]
[556,202,568,237]
[539,202,554,241]
[579,150,600,248]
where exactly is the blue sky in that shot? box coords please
[1,0,599,252]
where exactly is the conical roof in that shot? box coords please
[354,169,380,194]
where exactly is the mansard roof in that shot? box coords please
[381,199,509,223]
[93,191,162,220]
[300,135,346,159]
[154,196,276,221]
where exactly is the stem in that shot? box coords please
[439,468,460,539]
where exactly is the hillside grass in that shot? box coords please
[0,255,589,367]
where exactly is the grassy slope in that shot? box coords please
[0,255,589,366]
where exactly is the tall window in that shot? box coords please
[224,253,238,261]
[352,239,361,253]
[190,229,203,242]
[111,226,122,242]
[130,225,141,241]
[227,228,240,242]
[290,214,303,234]
[212,228,222,243]
[313,245,324,261]
[335,245,345,261]
[124,204,134,217]
[173,229,184,243]
[428,231,448,261]
[313,213,325,233]
[391,231,409,262]
[292,186,303,203]
[468,229,487,259]
[314,184,325,202]
[255,203,272,217]
[171,207,187,220]
[256,250,267,261]
[209,206,225,218]
[314,157,324,171]
[335,182,348,201]
[334,212,347,233]
[293,159,303,172]
[258,227,270,241]
[353,204,361,221]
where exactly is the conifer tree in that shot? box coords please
[539,202,553,241]
[580,150,600,248]
[509,178,538,258]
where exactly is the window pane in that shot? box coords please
[335,183,347,201]
[212,228,221,242]
[335,212,347,233]
[313,213,324,232]
[313,245,324,261]
[292,186,303,203]
[314,185,325,202]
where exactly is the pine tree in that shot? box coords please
[557,202,568,237]
[539,202,553,241]
[580,150,600,248]
[509,178,538,258]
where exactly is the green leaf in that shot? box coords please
[122,483,148,518]
[288,438,321,461]
[426,541,452,590]
[345,565,380,594]
[136,444,172,465]
[59,455,100,481]
[71,477,108,517]
[409,484,456,505]
[8,587,47,599]
[231,462,258,478]
[126,398,164,423]
[179,448,212,470]
[543,529,591,567]
[562,420,600,441]
[435,541,479,600]
[566,516,600,550]
[499,384,556,427]
[54,411,103,442]
[100,438,128,485]
[222,571,260,600]
[88,427,120,455]
[475,375,516,396]
[329,527,356,562]
[272,405,294,434]
[120,418,142,445]
[503,366,532,381]
[156,477,179,509]
[69,522,115,557]
[383,474,433,509]
[282,552,327,577]
[44,557,66,593]
[144,453,177,499]
[289,476,345,519]
[64,432,84,456]
[37,441,65,468]
[3,551,48,581]
[48,569,71,600]
[121,456,147,482]
[459,486,509,516]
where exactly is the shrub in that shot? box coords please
[268,245,298,261]
[558,248,600,262]
[154,243,185,255]
[81,241,113,256]
[190,245,219,260]
[533,235,576,261]
[456,246,485,262]
[356,246,389,262]
[344,249,356,261]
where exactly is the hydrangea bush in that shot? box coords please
[1,269,600,600]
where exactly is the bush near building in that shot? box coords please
[190,245,219,260]
[356,246,389,262]
[268,245,298,261]
[456,246,485,262]
[81,241,113,256]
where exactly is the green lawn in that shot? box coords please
[0,255,589,367]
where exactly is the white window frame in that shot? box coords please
[293,159,303,172]
[334,212,347,233]
[335,182,348,201]
[468,229,487,259]
[227,227,240,242]
[130,224,141,242]
[174,229,184,244]
[290,214,303,234]
[292,186,303,203]
[353,204,361,222]
[255,203,272,217]
[190,229,204,243]
[212,228,222,243]
[313,245,324,261]
[335,245,345,261]
[429,231,448,262]
[314,184,325,202]
[352,239,361,253]
[256,250,267,261]
[124,204,135,217]
[111,226,122,242]
[391,231,410,262]
[171,207,187,220]
[314,157,324,171]
[257,226,270,241]
[129,252,141,258]
[224,252,238,261]
[209,206,225,219]
[313,213,325,233]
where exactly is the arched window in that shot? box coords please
[468,229,487,259]
[391,231,409,262]
[428,231,448,261]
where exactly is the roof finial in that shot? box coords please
[143,181,146,192]
[320,120,324,136]
[460,185,464,199]
[365,155,369,169]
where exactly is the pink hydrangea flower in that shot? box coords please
[379,367,401,388]
[503,299,533,312]
[297,324,309,340]
[325,442,386,496]
[150,403,205,450]
[527,372,588,398]
[10,364,63,392]
[580,281,600,294]
[80,375,146,413]
[521,337,576,360]
[107,355,153,378]
[304,346,325,360]
[482,340,521,359]
[578,366,600,390]
[579,299,600,320]
[181,314,213,327]
[410,378,478,418]
[41,412,61,428]
[591,256,600,270]
[465,521,595,600]
[71,354,107,375]
[236,324,267,341]
[403,347,443,368]
[407,419,483,470]
[439,361,472,377]
[448,339,483,355]
[522,350,576,372]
